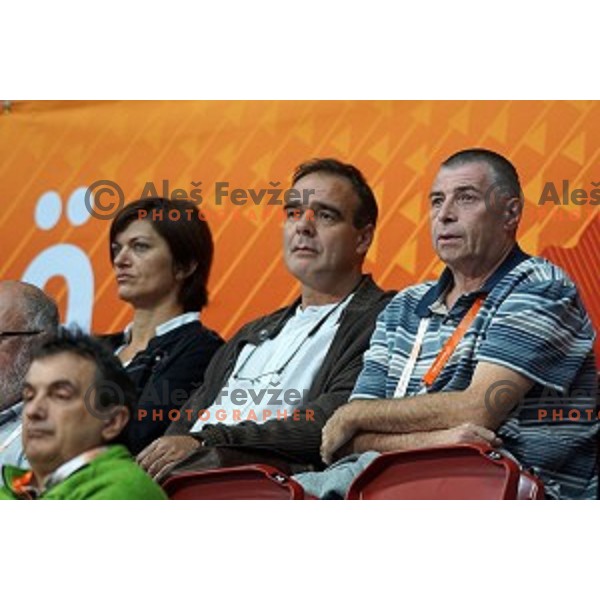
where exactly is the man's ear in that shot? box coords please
[174,261,198,281]
[100,406,130,443]
[356,224,375,256]
[503,196,523,231]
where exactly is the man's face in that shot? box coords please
[283,172,372,290]
[0,288,32,410]
[21,352,118,479]
[429,162,519,274]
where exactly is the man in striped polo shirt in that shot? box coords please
[319,148,598,499]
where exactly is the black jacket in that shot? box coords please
[104,321,223,454]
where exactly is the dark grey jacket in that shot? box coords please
[166,275,393,467]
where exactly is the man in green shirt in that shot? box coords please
[0,328,166,500]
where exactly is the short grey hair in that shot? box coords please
[20,284,60,334]
[0,282,59,409]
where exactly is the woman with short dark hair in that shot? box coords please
[104,197,223,454]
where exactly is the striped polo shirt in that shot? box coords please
[352,245,598,499]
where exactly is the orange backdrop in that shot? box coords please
[0,100,598,361]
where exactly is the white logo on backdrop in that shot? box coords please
[22,188,95,331]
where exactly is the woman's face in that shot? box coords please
[111,219,182,309]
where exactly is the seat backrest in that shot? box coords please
[346,443,544,500]
[162,464,305,500]
[516,468,545,500]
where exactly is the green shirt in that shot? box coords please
[0,445,167,500]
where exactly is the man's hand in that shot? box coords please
[320,403,361,465]
[137,436,201,481]
[435,423,502,447]
[324,421,502,464]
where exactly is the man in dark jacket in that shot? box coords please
[138,158,393,480]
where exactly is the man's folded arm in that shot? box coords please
[342,423,502,457]
[348,361,533,435]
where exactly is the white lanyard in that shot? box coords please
[393,318,430,398]
[43,446,109,491]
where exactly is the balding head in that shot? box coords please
[0,281,59,410]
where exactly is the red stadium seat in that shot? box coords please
[346,443,544,500]
[162,464,306,500]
